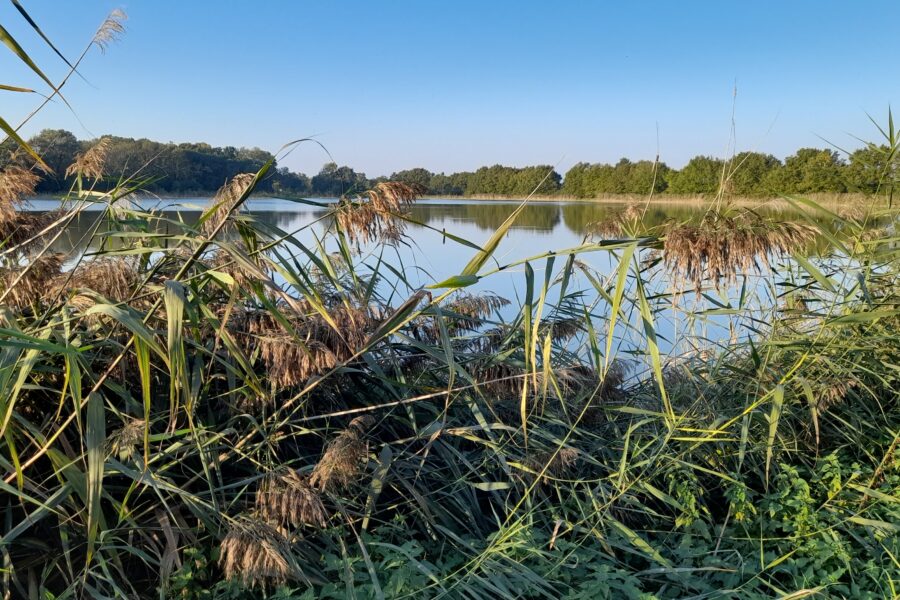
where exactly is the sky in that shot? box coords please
[2,1,899,177]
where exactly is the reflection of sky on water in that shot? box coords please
[24,197,862,364]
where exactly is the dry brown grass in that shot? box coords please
[664,210,816,293]
[219,518,293,589]
[310,415,374,492]
[256,469,328,528]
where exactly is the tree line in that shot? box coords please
[4,129,895,198]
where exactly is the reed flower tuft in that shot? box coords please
[66,138,111,181]
[256,469,328,528]
[53,256,138,304]
[202,173,255,238]
[219,518,293,589]
[93,9,127,53]
[336,181,424,247]
[664,210,815,293]
[1,253,64,309]
[0,166,40,220]
[310,415,374,492]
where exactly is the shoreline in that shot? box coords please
[26,192,883,209]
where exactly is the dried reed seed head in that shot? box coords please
[337,181,424,248]
[1,253,65,309]
[818,376,858,412]
[525,447,579,482]
[108,417,145,460]
[448,292,509,320]
[203,173,256,238]
[588,203,643,238]
[52,256,138,304]
[93,8,127,53]
[219,518,293,589]
[256,470,328,528]
[544,317,583,341]
[65,138,111,181]
[244,302,376,391]
[365,181,425,214]
[309,418,373,492]
[663,211,816,293]
[205,247,270,292]
[0,166,40,219]
[0,210,63,252]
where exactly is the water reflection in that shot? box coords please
[30,196,856,256]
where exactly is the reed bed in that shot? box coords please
[1,9,899,599]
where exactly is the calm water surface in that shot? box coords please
[25,197,864,357]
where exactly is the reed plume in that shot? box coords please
[66,137,111,181]
[310,416,374,492]
[336,182,424,247]
[1,253,64,309]
[202,173,255,238]
[52,256,138,303]
[664,210,815,293]
[219,518,293,589]
[0,166,40,221]
[93,9,127,53]
[256,469,328,528]
[243,301,375,392]
[524,447,579,483]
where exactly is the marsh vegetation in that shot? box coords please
[1,7,899,600]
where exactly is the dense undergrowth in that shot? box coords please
[2,7,900,600]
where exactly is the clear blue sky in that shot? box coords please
[3,1,898,177]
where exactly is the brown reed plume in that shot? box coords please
[414,292,510,342]
[243,300,375,392]
[524,447,579,483]
[107,417,145,461]
[310,415,374,492]
[664,210,816,293]
[0,253,64,309]
[92,9,127,53]
[202,173,256,238]
[589,203,643,238]
[0,166,40,221]
[336,181,424,247]
[51,256,138,304]
[256,469,328,528]
[219,518,293,589]
[66,137,111,181]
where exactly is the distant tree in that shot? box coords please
[621,159,669,194]
[725,152,781,195]
[765,148,846,194]
[667,156,725,195]
[845,144,898,194]
[429,172,468,195]
[27,129,80,191]
[311,162,367,197]
[562,163,590,197]
[390,168,433,190]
